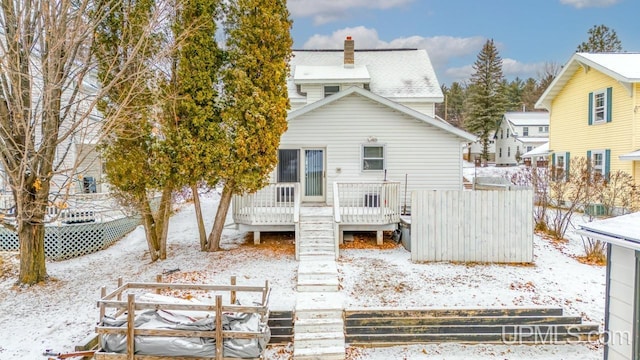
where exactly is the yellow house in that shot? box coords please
[536,53,640,184]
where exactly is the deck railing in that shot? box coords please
[333,181,401,225]
[232,183,300,225]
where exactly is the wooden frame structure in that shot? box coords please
[95,276,271,360]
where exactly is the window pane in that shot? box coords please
[364,159,384,170]
[324,85,340,97]
[278,149,299,182]
[364,146,383,158]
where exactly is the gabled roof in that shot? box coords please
[288,86,476,142]
[522,142,549,158]
[536,52,640,110]
[288,49,443,102]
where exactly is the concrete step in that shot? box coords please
[299,254,336,262]
[298,248,336,257]
[298,260,338,276]
[299,243,335,252]
[297,277,339,292]
[296,292,344,320]
[299,229,334,238]
[295,318,344,334]
[293,345,345,360]
[294,331,345,349]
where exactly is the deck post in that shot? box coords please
[377,230,383,245]
[253,231,260,244]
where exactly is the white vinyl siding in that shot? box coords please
[607,245,636,360]
[278,93,464,206]
[400,102,436,117]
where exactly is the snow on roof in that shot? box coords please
[293,65,371,84]
[289,49,443,100]
[522,142,549,157]
[516,137,549,144]
[577,212,640,250]
[578,53,640,80]
[620,149,640,161]
[504,112,549,126]
[536,52,640,110]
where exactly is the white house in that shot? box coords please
[495,112,549,166]
[232,37,476,238]
[464,131,496,163]
[576,212,640,360]
[274,37,475,204]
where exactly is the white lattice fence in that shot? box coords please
[0,216,140,260]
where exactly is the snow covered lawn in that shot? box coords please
[0,191,606,359]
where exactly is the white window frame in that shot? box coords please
[362,144,385,171]
[324,85,340,97]
[523,127,529,136]
[592,89,607,124]
[590,149,606,177]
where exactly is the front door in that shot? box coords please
[303,149,325,202]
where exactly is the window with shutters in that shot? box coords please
[589,88,612,125]
[588,149,610,181]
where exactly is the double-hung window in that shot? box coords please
[362,145,385,171]
[587,149,610,181]
[589,88,612,125]
[523,127,529,136]
[552,152,570,181]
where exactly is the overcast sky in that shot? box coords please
[287,0,639,86]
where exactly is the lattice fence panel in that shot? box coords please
[0,216,141,261]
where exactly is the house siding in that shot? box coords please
[277,93,464,206]
[549,67,635,177]
[606,245,636,360]
[399,102,435,117]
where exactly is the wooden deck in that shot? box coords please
[232,181,401,248]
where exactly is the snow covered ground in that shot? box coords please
[0,178,606,359]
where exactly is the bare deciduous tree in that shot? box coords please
[0,0,162,284]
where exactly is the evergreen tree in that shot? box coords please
[577,24,623,52]
[504,77,524,112]
[207,0,293,251]
[521,77,539,112]
[94,0,175,261]
[169,0,224,250]
[465,39,507,164]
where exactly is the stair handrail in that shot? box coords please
[332,181,341,224]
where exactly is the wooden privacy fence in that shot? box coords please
[411,190,533,263]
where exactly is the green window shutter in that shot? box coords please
[565,152,570,181]
[605,149,611,179]
[588,92,593,125]
[551,153,556,179]
[587,150,592,172]
[606,87,613,123]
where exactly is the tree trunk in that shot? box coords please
[191,183,207,251]
[207,185,233,252]
[157,186,173,260]
[18,218,47,284]
[141,199,160,261]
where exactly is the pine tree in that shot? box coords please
[465,39,507,164]
[576,24,623,52]
[207,0,293,251]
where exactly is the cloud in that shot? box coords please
[302,27,485,70]
[559,0,620,8]
[502,58,547,78]
[288,0,414,25]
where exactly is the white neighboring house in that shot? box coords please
[494,112,549,166]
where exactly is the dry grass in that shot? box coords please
[0,252,19,280]
[340,231,401,250]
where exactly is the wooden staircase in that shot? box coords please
[344,307,600,346]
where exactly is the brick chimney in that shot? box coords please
[344,36,354,68]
